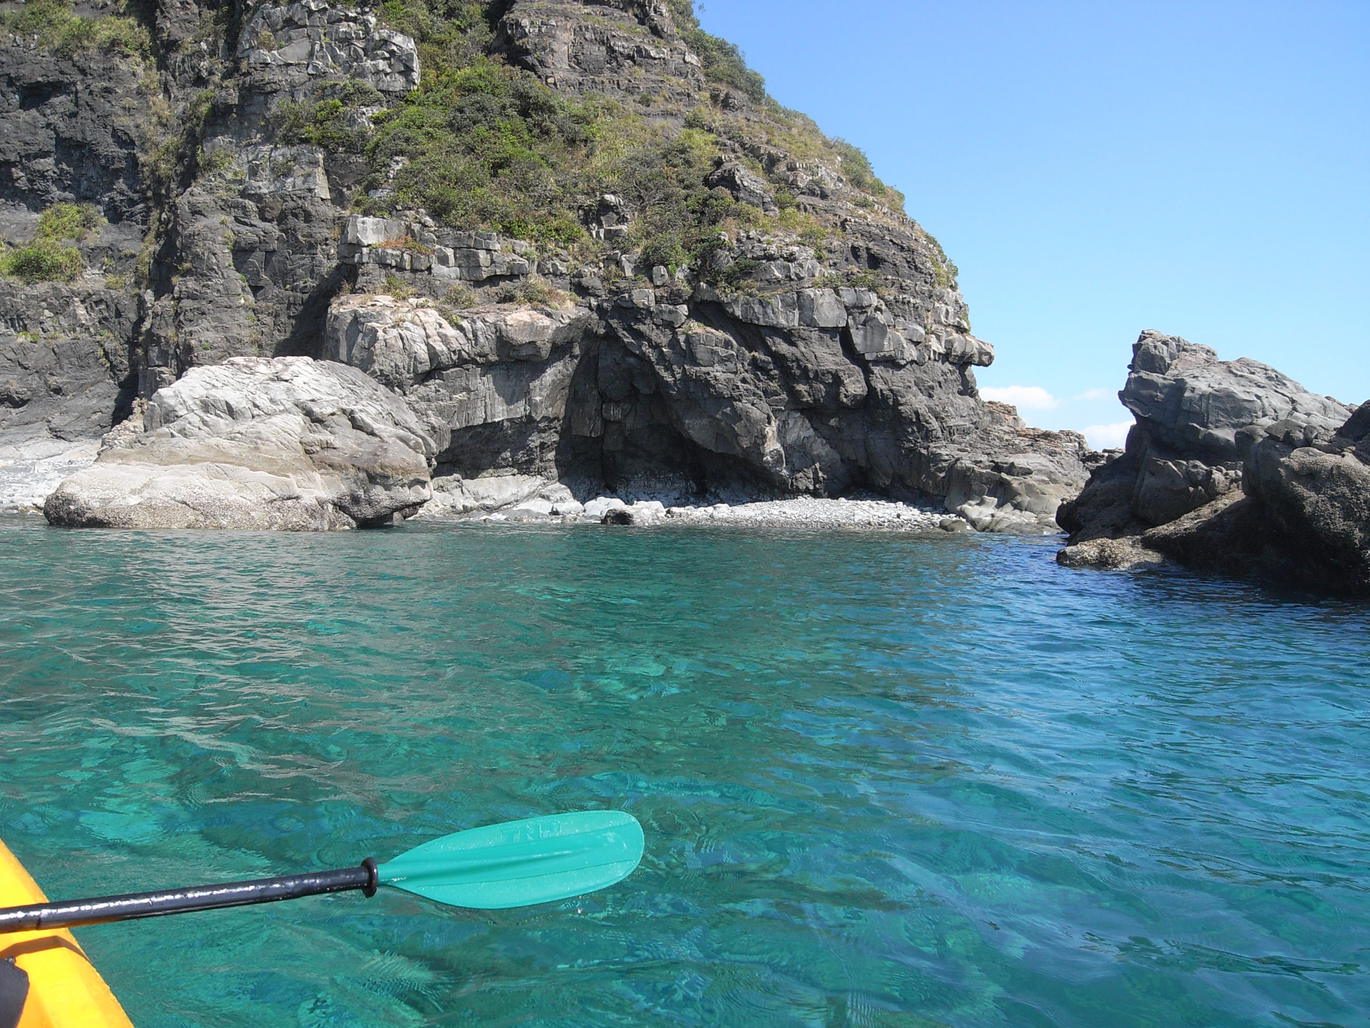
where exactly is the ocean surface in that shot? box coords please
[1,514,1367,1026]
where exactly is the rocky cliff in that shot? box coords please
[1059,331,1369,595]
[2,0,1087,528]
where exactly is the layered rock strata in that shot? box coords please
[4,0,1086,528]
[324,261,1087,531]
[1058,331,1367,595]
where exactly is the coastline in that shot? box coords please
[420,494,968,532]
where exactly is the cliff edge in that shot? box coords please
[2,0,1087,528]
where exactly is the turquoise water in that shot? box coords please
[1,515,1367,1026]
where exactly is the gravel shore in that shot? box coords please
[448,493,965,532]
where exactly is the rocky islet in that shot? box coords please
[1058,331,1369,595]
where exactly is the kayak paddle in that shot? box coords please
[0,810,643,933]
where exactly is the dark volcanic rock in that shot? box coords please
[1239,405,1370,592]
[4,0,1087,528]
[0,281,139,445]
[326,279,1087,529]
[0,43,148,223]
[1060,330,1352,541]
[1059,332,1367,594]
[1122,330,1349,461]
[494,0,702,102]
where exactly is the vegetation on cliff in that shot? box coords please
[0,0,149,57]
[339,0,914,278]
[0,203,103,283]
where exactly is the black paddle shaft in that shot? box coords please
[0,859,378,933]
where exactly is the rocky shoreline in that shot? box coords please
[3,0,1090,538]
[3,1,1365,593]
[421,491,961,532]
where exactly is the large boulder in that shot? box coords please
[1239,404,1370,593]
[1058,333,1368,595]
[43,357,436,530]
[1060,330,1352,541]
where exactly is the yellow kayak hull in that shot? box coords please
[0,841,133,1027]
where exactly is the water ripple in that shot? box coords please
[1,518,1367,1025]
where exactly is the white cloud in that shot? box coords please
[1082,420,1133,449]
[1073,387,1115,402]
[979,385,1059,410]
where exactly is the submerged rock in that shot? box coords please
[1057,536,1164,571]
[44,357,436,530]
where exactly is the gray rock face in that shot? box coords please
[44,357,435,530]
[706,161,777,215]
[1239,404,1370,592]
[325,294,591,479]
[133,0,425,395]
[4,0,1086,532]
[238,0,421,96]
[1121,330,1350,462]
[0,34,148,500]
[1060,331,1352,540]
[1059,332,1367,594]
[0,282,139,446]
[0,44,148,224]
[494,0,702,102]
[323,284,1087,530]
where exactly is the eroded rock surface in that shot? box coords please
[1060,331,1352,542]
[44,357,435,529]
[1058,332,1367,594]
[4,0,1087,529]
[325,284,1087,529]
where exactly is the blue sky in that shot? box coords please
[695,0,1368,447]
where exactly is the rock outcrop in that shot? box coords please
[324,266,1087,529]
[44,357,435,529]
[1058,331,1367,594]
[4,0,1087,528]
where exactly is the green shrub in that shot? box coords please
[353,0,895,270]
[921,228,959,288]
[0,201,103,282]
[666,0,766,101]
[1,241,83,282]
[0,0,150,57]
[377,0,495,72]
[35,202,103,242]
[367,59,598,245]
[831,138,904,207]
[605,129,743,274]
[511,277,570,307]
[440,283,477,311]
[272,87,376,154]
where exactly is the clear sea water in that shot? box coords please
[1,514,1367,1027]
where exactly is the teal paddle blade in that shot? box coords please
[377,810,644,910]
